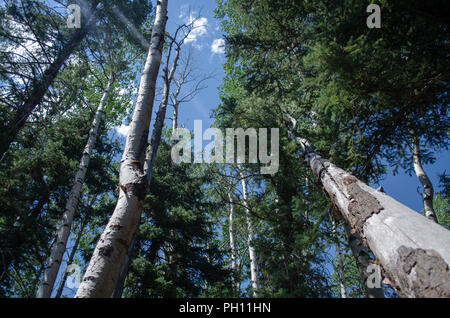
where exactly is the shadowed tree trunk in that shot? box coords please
[411,134,438,223]
[343,223,384,298]
[0,1,100,161]
[75,0,168,298]
[285,111,450,298]
[330,216,347,298]
[239,169,259,298]
[37,78,113,298]
[55,214,90,298]
[227,187,238,293]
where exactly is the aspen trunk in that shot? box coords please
[75,0,168,298]
[343,223,384,298]
[143,40,180,184]
[286,113,450,298]
[112,231,138,298]
[55,215,89,298]
[411,135,438,223]
[0,2,99,161]
[239,171,259,298]
[331,217,347,298]
[37,79,113,298]
[228,190,238,293]
[112,38,181,299]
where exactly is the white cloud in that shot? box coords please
[211,38,225,54]
[115,123,130,138]
[185,15,208,44]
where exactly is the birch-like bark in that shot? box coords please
[239,170,259,298]
[0,1,100,161]
[331,217,347,298]
[411,135,438,223]
[285,112,450,298]
[112,231,138,298]
[55,215,89,298]
[37,79,113,298]
[75,0,168,298]
[343,223,384,298]
[143,39,180,184]
[112,28,183,299]
[228,190,238,293]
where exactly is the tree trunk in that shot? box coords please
[0,2,99,161]
[55,215,89,298]
[239,170,259,298]
[111,231,138,298]
[411,135,438,223]
[343,223,384,298]
[37,79,113,298]
[228,190,238,293]
[143,39,180,184]
[75,0,168,298]
[111,42,180,298]
[331,217,347,298]
[286,113,450,298]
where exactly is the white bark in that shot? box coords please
[55,214,89,298]
[286,113,450,297]
[411,135,438,223]
[239,170,259,298]
[36,79,113,298]
[143,40,180,184]
[75,0,168,298]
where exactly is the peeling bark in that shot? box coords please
[37,79,113,298]
[75,0,168,298]
[285,112,450,298]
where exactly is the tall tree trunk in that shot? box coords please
[331,216,347,298]
[55,215,89,298]
[112,42,180,298]
[0,2,99,161]
[75,0,168,298]
[411,135,438,223]
[143,38,180,184]
[228,189,238,293]
[239,170,259,298]
[343,223,384,298]
[285,112,450,298]
[37,79,113,298]
[112,231,138,298]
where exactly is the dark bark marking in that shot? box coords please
[124,176,147,202]
[98,245,114,258]
[344,176,384,235]
[397,246,450,297]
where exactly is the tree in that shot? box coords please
[238,168,259,297]
[0,0,152,161]
[75,0,168,298]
